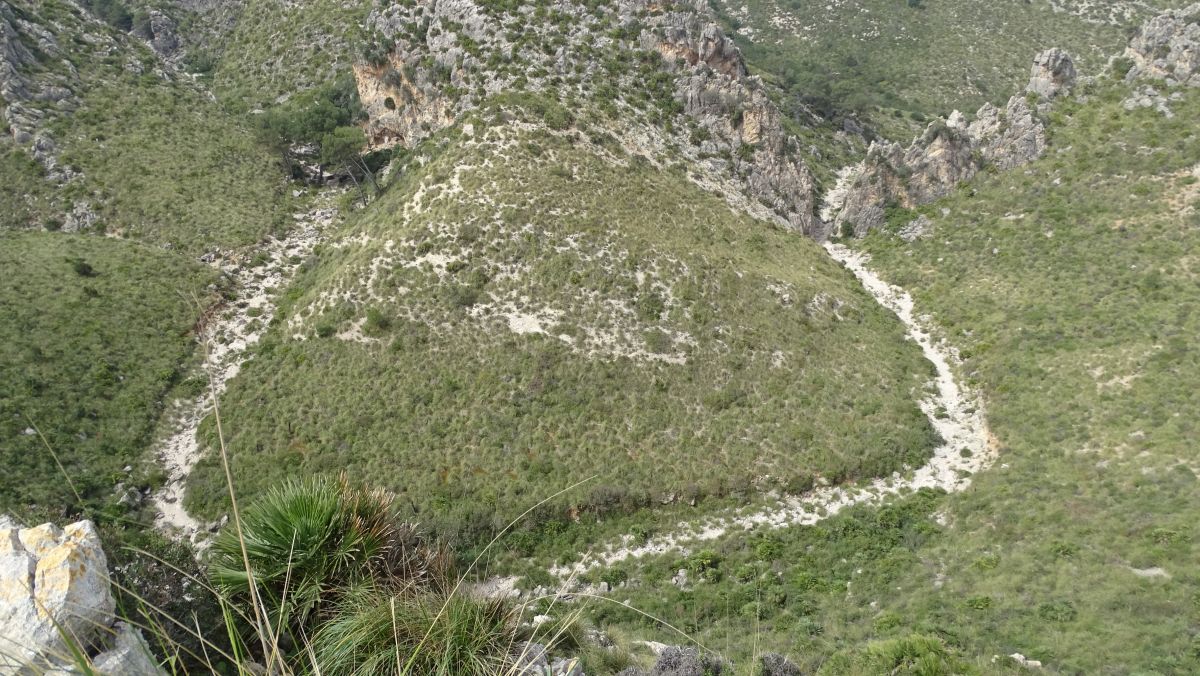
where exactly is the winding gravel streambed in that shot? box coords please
[553,243,994,576]
[150,199,338,544]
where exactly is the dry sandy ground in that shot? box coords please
[150,197,339,545]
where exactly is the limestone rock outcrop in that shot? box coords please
[1122,3,1200,87]
[146,10,181,57]
[0,519,162,675]
[826,50,1072,236]
[356,0,820,236]
[1027,48,1077,100]
[651,3,820,237]
[0,2,83,182]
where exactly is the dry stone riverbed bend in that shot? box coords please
[553,243,994,576]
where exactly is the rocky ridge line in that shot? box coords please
[824,48,1077,237]
[355,0,823,237]
[826,4,1200,237]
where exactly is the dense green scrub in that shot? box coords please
[592,83,1200,673]
[0,231,215,514]
[0,144,59,229]
[50,77,290,253]
[185,111,938,547]
[205,0,373,112]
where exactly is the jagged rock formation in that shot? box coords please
[0,3,81,182]
[826,3,1200,237]
[354,0,821,236]
[1027,47,1078,99]
[659,19,821,237]
[827,49,1074,236]
[0,520,162,675]
[1117,3,1199,116]
[138,10,182,58]
[1122,3,1200,87]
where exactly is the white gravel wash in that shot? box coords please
[150,198,339,546]
[553,243,994,576]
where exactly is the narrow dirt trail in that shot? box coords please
[554,243,994,575]
[150,197,339,545]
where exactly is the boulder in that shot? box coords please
[90,623,162,676]
[147,11,179,57]
[1027,48,1077,100]
[1123,4,1200,87]
[0,520,163,674]
[637,646,729,676]
[0,521,114,668]
[759,652,802,676]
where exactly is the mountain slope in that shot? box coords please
[588,18,1200,672]
[182,101,939,545]
[0,231,216,515]
[1,0,288,253]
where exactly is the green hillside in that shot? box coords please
[205,0,372,111]
[183,103,938,545]
[5,0,288,254]
[591,78,1200,673]
[0,231,216,515]
[719,0,1188,136]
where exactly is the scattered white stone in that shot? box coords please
[1128,566,1171,579]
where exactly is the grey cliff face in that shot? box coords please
[1027,47,1078,100]
[356,0,820,237]
[827,50,1071,236]
[1123,3,1200,87]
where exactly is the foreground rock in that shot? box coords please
[0,519,161,675]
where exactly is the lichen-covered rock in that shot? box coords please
[971,95,1046,170]
[1027,48,1077,100]
[0,520,162,674]
[758,652,802,676]
[0,521,114,669]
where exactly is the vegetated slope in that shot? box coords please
[183,102,939,547]
[589,76,1200,673]
[2,0,288,254]
[0,0,294,519]
[719,0,1188,136]
[204,0,371,111]
[854,82,1200,673]
[0,231,216,516]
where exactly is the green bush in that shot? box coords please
[310,584,516,676]
[210,475,446,630]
